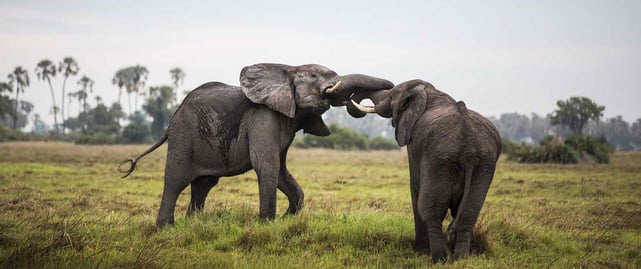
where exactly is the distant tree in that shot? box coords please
[122,111,152,144]
[631,118,641,137]
[112,65,148,115]
[76,75,94,113]
[1,100,34,129]
[0,82,13,121]
[7,66,30,129]
[31,113,49,134]
[66,100,122,136]
[142,85,175,139]
[549,96,605,135]
[58,57,79,134]
[169,67,185,102]
[35,59,60,135]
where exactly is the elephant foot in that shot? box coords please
[258,213,276,221]
[413,244,430,255]
[156,218,175,228]
[430,249,448,264]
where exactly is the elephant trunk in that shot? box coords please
[323,73,394,118]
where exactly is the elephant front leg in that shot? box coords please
[251,150,280,220]
[187,176,220,216]
[278,167,304,215]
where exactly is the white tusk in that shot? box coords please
[351,99,376,113]
[324,80,342,94]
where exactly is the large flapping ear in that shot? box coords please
[240,63,296,118]
[394,84,427,146]
[300,115,330,136]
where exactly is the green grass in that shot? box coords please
[0,142,640,268]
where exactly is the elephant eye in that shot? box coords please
[310,74,317,79]
[400,99,410,111]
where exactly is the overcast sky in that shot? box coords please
[2,0,640,127]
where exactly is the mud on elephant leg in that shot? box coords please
[187,176,220,216]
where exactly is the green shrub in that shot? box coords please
[294,124,399,151]
[506,135,613,164]
[508,139,578,164]
[369,137,399,150]
[501,138,519,154]
[0,125,30,142]
[75,133,119,145]
[564,135,614,163]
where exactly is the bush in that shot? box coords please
[369,137,399,150]
[506,135,613,164]
[294,124,399,151]
[0,125,30,142]
[75,133,119,145]
[122,123,152,144]
[501,138,520,154]
[564,135,614,163]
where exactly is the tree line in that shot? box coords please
[0,57,185,144]
[489,97,641,151]
[1,58,640,153]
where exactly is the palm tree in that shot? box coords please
[35,59,59,134]
[112,65,148,115]
[7,66,30,129]
[58,57,79,134]
[76,75,94,113]
[131,65,148,112]
[169,67,185,102]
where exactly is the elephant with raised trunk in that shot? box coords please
[326,79,501,263]
[119,63,393,227]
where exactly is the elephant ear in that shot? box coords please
[240,63,296,118]
[300,115,330,136]
[394,84,427,146]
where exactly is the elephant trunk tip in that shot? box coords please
[117,158,137,178]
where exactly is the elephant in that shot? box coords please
[118,63,393,227]
[326,79,501,263]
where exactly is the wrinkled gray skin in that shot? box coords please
[118,63,393,227]
[329,79,501,263]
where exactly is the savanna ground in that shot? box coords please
[0,142,639,268]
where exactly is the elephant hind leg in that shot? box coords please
[418,168,452,263]
[451,165,495,259]
[187,176,220,216]
[157,174,190,227]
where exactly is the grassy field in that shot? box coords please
[0,141,640,268]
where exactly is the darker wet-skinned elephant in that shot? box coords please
[326,79,501,263]
[118,63,393,227]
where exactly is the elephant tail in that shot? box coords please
[449,162,474,234]
[117,133,168,178]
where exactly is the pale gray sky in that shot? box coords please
[2,0,640,127]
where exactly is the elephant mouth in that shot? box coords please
[299,94,330,113]
[321,80,342,94]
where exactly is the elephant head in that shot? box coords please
[326,79,438,146]
[240,64,395,136]
[240,63,342,118]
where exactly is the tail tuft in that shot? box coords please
[117,159,137,178]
